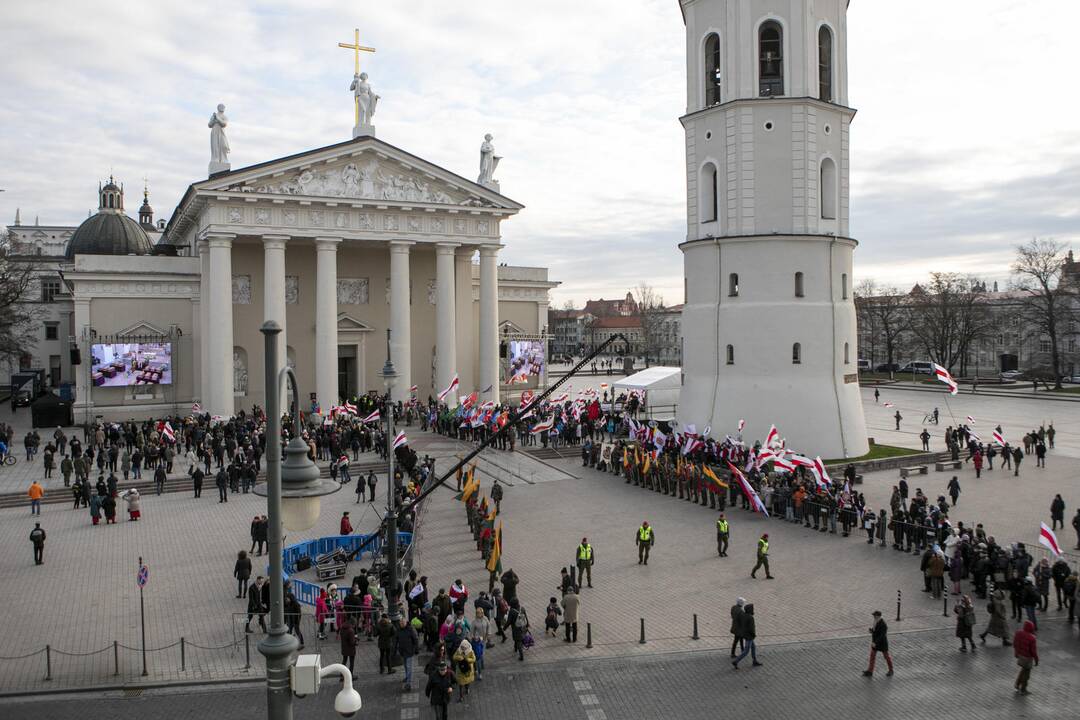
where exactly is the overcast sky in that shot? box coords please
[2,1,1078,306]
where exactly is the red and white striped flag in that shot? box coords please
[1039,522,1063,557]
[737,418,745,432]
[883,402,894,408]
[765,424,780,449]
[192,402,201,413]
[548,392,569,404]
[343,401,357,415]
[392,431,408,450]
[361,409,380,424]
[966,415,975,425]
[160,422,175,442]
[726,461,769,516]
[530,417,554,434]
[932,363,958,395]
[338,454,349,465]
[992,430,1005,447]
[813,456,832,486]
[437,375,459,402]
[409,384,418,395]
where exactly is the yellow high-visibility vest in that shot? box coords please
[577,544,592,561]
[717,519,729,534]
[638,526,652,542]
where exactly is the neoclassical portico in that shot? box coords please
[163,135,523,418]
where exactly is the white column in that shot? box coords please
[455,247,475,392]
[263,235,289,402]
[435,243,459,405]
[315,237,341,416]
[478,244,500,402]
[72,298,91,423]
[206,233,235,418]
[198,239,210,405]
[389,241,413,402]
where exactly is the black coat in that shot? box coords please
[247,586,265,614]
[234,557,252,580]
[425,671,455,706]
[871,618,889,652]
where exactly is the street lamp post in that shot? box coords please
[382,329,399,619]
[255,321,340,720]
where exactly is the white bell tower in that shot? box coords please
[677,0,868,458]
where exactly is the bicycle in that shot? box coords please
[0,454,16,466]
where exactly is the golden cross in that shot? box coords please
[338,28,376,126]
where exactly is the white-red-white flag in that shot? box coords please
[726,461,769,516]
[883,402,894,408]
[530,417,554,434]
[161,422,175,442]
[966,415,975,425]
[437,375,459,402]
[765,424,780,449]
[409,384,418,395]
[361,409,380,424]
[192,402,201,413]
[343,401,357,415]
[1039,522,1063,557]
[737,418,745,432]
[932,363,958,395]
[992,430,1005,447]
[392,431,408,450]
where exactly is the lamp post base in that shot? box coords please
[258,625,300,719]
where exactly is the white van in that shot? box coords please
[899,361,934,375]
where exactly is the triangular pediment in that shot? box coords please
[115,321,168,337]
[196,136,522,211]
[337,313,374,332]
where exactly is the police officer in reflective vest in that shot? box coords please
[576,537,594,588]
[636,521,655,565]
[751,533,774,579]
[716,513,730,557]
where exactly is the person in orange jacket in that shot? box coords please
[27,480,44,515]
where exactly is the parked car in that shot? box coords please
[898,362,934,375]
[999,370,1024,380]
[857,359,871,371]
[875,363,901,373]
[11,388,33,408]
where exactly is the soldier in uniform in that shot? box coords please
[716,513,730,557]
[576,537,594,588]
[751,533,774,579]
[635,521,655,565]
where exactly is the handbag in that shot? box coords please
[521,631,535,649]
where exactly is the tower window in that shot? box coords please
[820,157,837,219]
[842,273,849,299]
[704,33,722,106]
[844,342,850,364]
[728,273,739,297]
[758,21,784,97]
[795,271,805,298]
[726,344,735,365]
[701,163,718,222]
[792,342,802,364]
[818,25,833,102]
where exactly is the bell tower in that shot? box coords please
[677,0,868,458]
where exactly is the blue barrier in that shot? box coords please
[279,532,412,607]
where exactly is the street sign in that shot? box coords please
[136,564,150,588]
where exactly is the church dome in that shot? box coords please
[65,177,154,259]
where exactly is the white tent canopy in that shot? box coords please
[612,366,681,419]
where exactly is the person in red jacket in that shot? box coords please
[340,511,353,535]
[1012,620,1038,695]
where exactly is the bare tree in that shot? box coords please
[0,233,44,369]
[855,279,909,376]
[907,272,991,374]
[854,279,879,366]
[634,283,665,368]
[1010,237,1076,389]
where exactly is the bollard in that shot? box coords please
[943,594,949,618]
[692,613,700,640]
[244,634,251,669]
[639,617,646,644]
[180,637,186,672]
[586,622,593,649]
[113,640,119,676]
[896,590,902,622]
[45,645,52,681]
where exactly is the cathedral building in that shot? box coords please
[5,134,556,424]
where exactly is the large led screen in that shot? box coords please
[90,343,172,387]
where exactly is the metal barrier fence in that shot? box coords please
[282,532,413,607]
